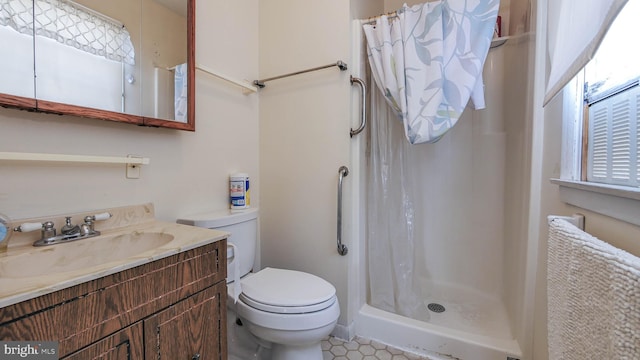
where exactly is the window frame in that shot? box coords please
[585,80,640,187]
[554,73,640,227]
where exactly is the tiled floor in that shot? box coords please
[322,336,431,360]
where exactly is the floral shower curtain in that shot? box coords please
[363,0,499,144]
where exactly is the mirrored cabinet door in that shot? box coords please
[0,0,36,108]
[33,0,143,120]
[0,0,194,130]
[141,0,188,124]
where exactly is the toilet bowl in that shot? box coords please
[237,267,340,360]
[177,208,340,360]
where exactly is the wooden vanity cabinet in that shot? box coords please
[0,240,227,360]
[63,323,144,360]
[144,284,225,359]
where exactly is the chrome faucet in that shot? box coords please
[61,216,81,236]
[14,212,112,246]
[80,214,103,236]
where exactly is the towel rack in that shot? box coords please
[550,214,585,230]
[254,60,348,89]
[196,63,258,94]
[350,76,366,137]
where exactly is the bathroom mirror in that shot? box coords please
[0,0,36,108]
[0,0,195,131]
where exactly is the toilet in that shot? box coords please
[177,208,340,360]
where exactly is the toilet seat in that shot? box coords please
[239,267,336,314]
[240,293,336,314]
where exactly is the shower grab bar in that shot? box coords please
[253,60,348,88]
[350,76,366,137]
[337,166,349,256]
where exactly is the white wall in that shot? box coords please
[531,93,640,360]
[257,0,354,330]
[351,0,383,19]
[0,0,259,223]
[529,1,640,358]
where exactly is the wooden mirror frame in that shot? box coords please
[0,0,195,131]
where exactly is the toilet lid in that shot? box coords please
[240,267,336,313]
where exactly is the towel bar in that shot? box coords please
[196,63,258,93]
[549,214,585,230]
[254,61,348,88]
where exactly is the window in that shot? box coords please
[554,1,640,226]
[583,0,640,188]
[586,83,639,187]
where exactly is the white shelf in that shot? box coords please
[490,36,509,48]
[0,152,150,165]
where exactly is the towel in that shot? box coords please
[547,217,640,359]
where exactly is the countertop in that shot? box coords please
[0,204,228,308]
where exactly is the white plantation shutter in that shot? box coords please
[588,85,640,186]
[590,104,609,181]
[637,93,640,183]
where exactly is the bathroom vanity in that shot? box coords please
[0,204,228,359]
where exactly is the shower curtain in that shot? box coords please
[364,0,499,319]
[367,72,426,319]
[363,0,499,144]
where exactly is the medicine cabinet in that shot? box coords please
[0,0,195,131]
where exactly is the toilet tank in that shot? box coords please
[177,208,258,281]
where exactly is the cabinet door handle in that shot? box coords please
[192,354,201,360]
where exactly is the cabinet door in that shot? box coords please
[62,322,144,360]
[144,283,227,360]
[0,0,36,108]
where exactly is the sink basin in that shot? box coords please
[0,231,174,278]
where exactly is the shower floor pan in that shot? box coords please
[356,282,522,360]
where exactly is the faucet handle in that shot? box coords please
[15,221,56,240]
[94,212,111,221]
[81,212,111,236]
[14,222,44,233]
[42,221,56,239]
[84,212,111,223]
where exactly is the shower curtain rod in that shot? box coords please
[363,11,399,25]
[253,60,348,88]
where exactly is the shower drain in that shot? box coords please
[427,302,446,313]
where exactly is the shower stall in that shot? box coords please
[349,19,537,360]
